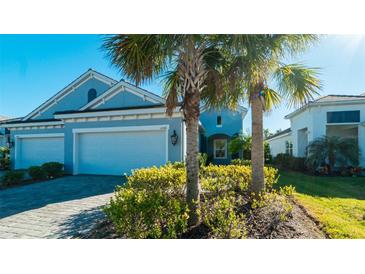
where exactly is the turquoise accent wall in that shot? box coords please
[34,78,112,120]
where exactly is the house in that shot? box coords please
[267,94,365,167]
[0,69,247,175]
[0,115,11,147]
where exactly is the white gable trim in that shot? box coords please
[22,70,118,121]
[80,81,165,110]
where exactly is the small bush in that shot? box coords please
[273,153,306,172]
[231,159,251,166]
[104,165,188,239]
[28,166,47,180]
[41,162,64,178]
[198,153,208,167]
[0,146,10,170]
[1,170,25,186]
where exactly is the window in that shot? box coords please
[214,139,227,159]
[217,115,222,127]
[327,110,360,124]
[88,89,97,103]
[285,141,293,156]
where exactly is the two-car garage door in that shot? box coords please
[15,134,64,169]
[74,126,168,175]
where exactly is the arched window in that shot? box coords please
[88,89,97,103]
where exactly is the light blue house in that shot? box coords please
[0,69,247,175]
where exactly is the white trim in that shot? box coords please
[14,133,64,139]
[72,125,169,175]
[55,107,180,120]
[213,138,227,159]
[5,121,64,128]
[285,99,365,119]
[72,125,169,134]
[22,70,117,121]
[80,81,165,111]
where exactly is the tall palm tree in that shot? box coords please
[307,136,360,172]
[224,35,321,194]
[102,35,241,226]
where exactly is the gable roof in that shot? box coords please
[22,69,118,121]
[285,94,365,119]
[266,128,291,141]
[80,79,165,110]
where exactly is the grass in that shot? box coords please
[277,171,365,239]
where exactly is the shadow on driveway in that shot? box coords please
[0,175,125,219]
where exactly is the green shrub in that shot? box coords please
[200,195,246,239]
[104,165,189,238]
[28,166,47,180]
[0,146,10,170]
[198,153,208,167]
[41,162,64,178]
[1,170,25,186]
[273,153,306,172]
[231,159,251,166]
[105,164,280,238]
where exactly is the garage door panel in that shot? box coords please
[16,137,64,169]
[77,130,167,175]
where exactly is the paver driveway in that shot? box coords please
[0,175,124,239]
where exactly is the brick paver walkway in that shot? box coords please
[0,175,123,239]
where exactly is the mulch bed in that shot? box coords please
[0,175,69,191]
[78,199,327,239]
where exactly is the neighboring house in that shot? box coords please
[267,94,365,167]
[0,69,247,175]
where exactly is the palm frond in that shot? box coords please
[273,63,321,108]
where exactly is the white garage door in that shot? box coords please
[15,134,64,169]
[75,127,167,175]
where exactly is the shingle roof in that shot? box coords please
[314,94,365,103]
[266,128,291,141]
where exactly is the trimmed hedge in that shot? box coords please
[41,162,64,178]
[28,166,48,180]
[105,163,279,239]
[273,153,306,172]
[1,170,25,186]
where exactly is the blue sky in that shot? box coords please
[1,34,365,133]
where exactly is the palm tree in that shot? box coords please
[102,35,241,226]
[307,136,360,172]
[223,35,321,194]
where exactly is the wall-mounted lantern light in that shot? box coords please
[6,135,14,148]
[171,130,178,146]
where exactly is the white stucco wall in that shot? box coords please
[267,133,292,157]
[288,101,365,166]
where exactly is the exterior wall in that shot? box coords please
[267,134,292,157]
[199,108,243,137]
[94,90,158,109]
[289,102,365,166]
[34,78,112,120]
[63,117,183,173]
[9,127,65,169]
[8,117,183,173]
[200,108,244,164]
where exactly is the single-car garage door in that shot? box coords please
[15,134,64,169]
[74,126,168,175]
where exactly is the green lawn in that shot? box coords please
[277,171,365,239]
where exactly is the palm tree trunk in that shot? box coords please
[185,116,200,226]
[179,40,207,226]
[250,89,265,194]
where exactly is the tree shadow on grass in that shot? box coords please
[277,171,365,200]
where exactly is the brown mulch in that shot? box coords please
[78,199,327,239]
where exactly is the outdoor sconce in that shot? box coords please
[6,135,14,148]
[171,130,178,146]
